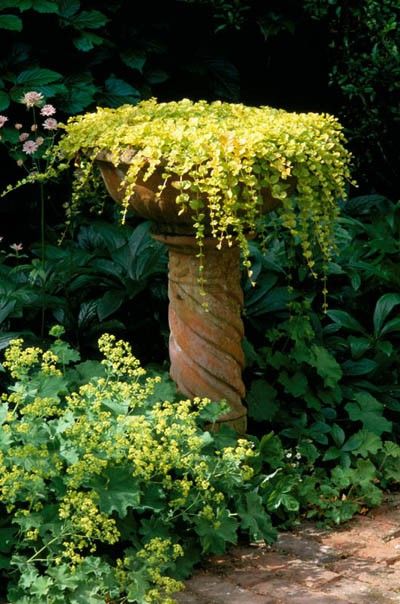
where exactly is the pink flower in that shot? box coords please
[19,132,29,142]
[0,115,8,128]
[30,124,38,132]
[43,118,58,131]
[40,104,56,117]
[10,243,23,252]
[22,140,39,155]
[14,123,23,130]
[21,91,44,108]
[16,159,24,167]
[36,136,44,146]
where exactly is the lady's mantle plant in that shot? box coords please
[50,98,352,276]
[0,329,277,604]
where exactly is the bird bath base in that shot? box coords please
[154,233,247,433]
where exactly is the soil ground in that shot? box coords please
[176,493,400,603]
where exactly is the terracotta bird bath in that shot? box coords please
[96,150,282,434]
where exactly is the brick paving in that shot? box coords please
[175,493,400,603]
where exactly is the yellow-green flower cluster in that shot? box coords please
[53,98,352,271]
[0,333,263,604]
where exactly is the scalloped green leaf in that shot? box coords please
[72,9,108,30]
[0,14,22,30]
[16,67,62,86]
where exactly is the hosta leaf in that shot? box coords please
[380,316,400,336]
[96,289,124,321]
[348,336,371,359]
[373,293,400,336]
[342,358,377,376]
[0,14,23,30]
[326,310,366,334]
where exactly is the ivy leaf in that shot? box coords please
[246,379,278,421]
[195,508,238,554]
[0,14,23,30]
[237,492,277,542]
[279,370,308,397]
[88,467,141,518]
[73,9,108,30]
[345,392,392,435]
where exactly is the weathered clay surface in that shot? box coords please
[155,234,247,433]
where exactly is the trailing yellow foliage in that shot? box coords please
[53,98,352,272]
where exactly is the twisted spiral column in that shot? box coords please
[154,234,247,433]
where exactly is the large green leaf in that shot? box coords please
[120,49,147,72]
[246,379,278,421]
[89,467,141,518]
[16,67,62,86]
[96,289,124,322]
[309,344,342,388]
[326,310,366,334]
[345,392,392,435]
[101,75,140,107]
[373,293,400,336]
[0,13,22,30]
[195,508,238,553]
[279,370,308,398]
[72,9,108,29]
[0,89,9,110]
[31,0,59,12]
[380,316,400,336]
[73,32,104,52]
[342,358,378,376]
[237,492,277,542]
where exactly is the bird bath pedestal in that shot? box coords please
[96,152,281,434]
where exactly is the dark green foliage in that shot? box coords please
[243,196,400,524]
[304,0,400,196]
[0,220,168,359]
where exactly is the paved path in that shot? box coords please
[176,493,400,603]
